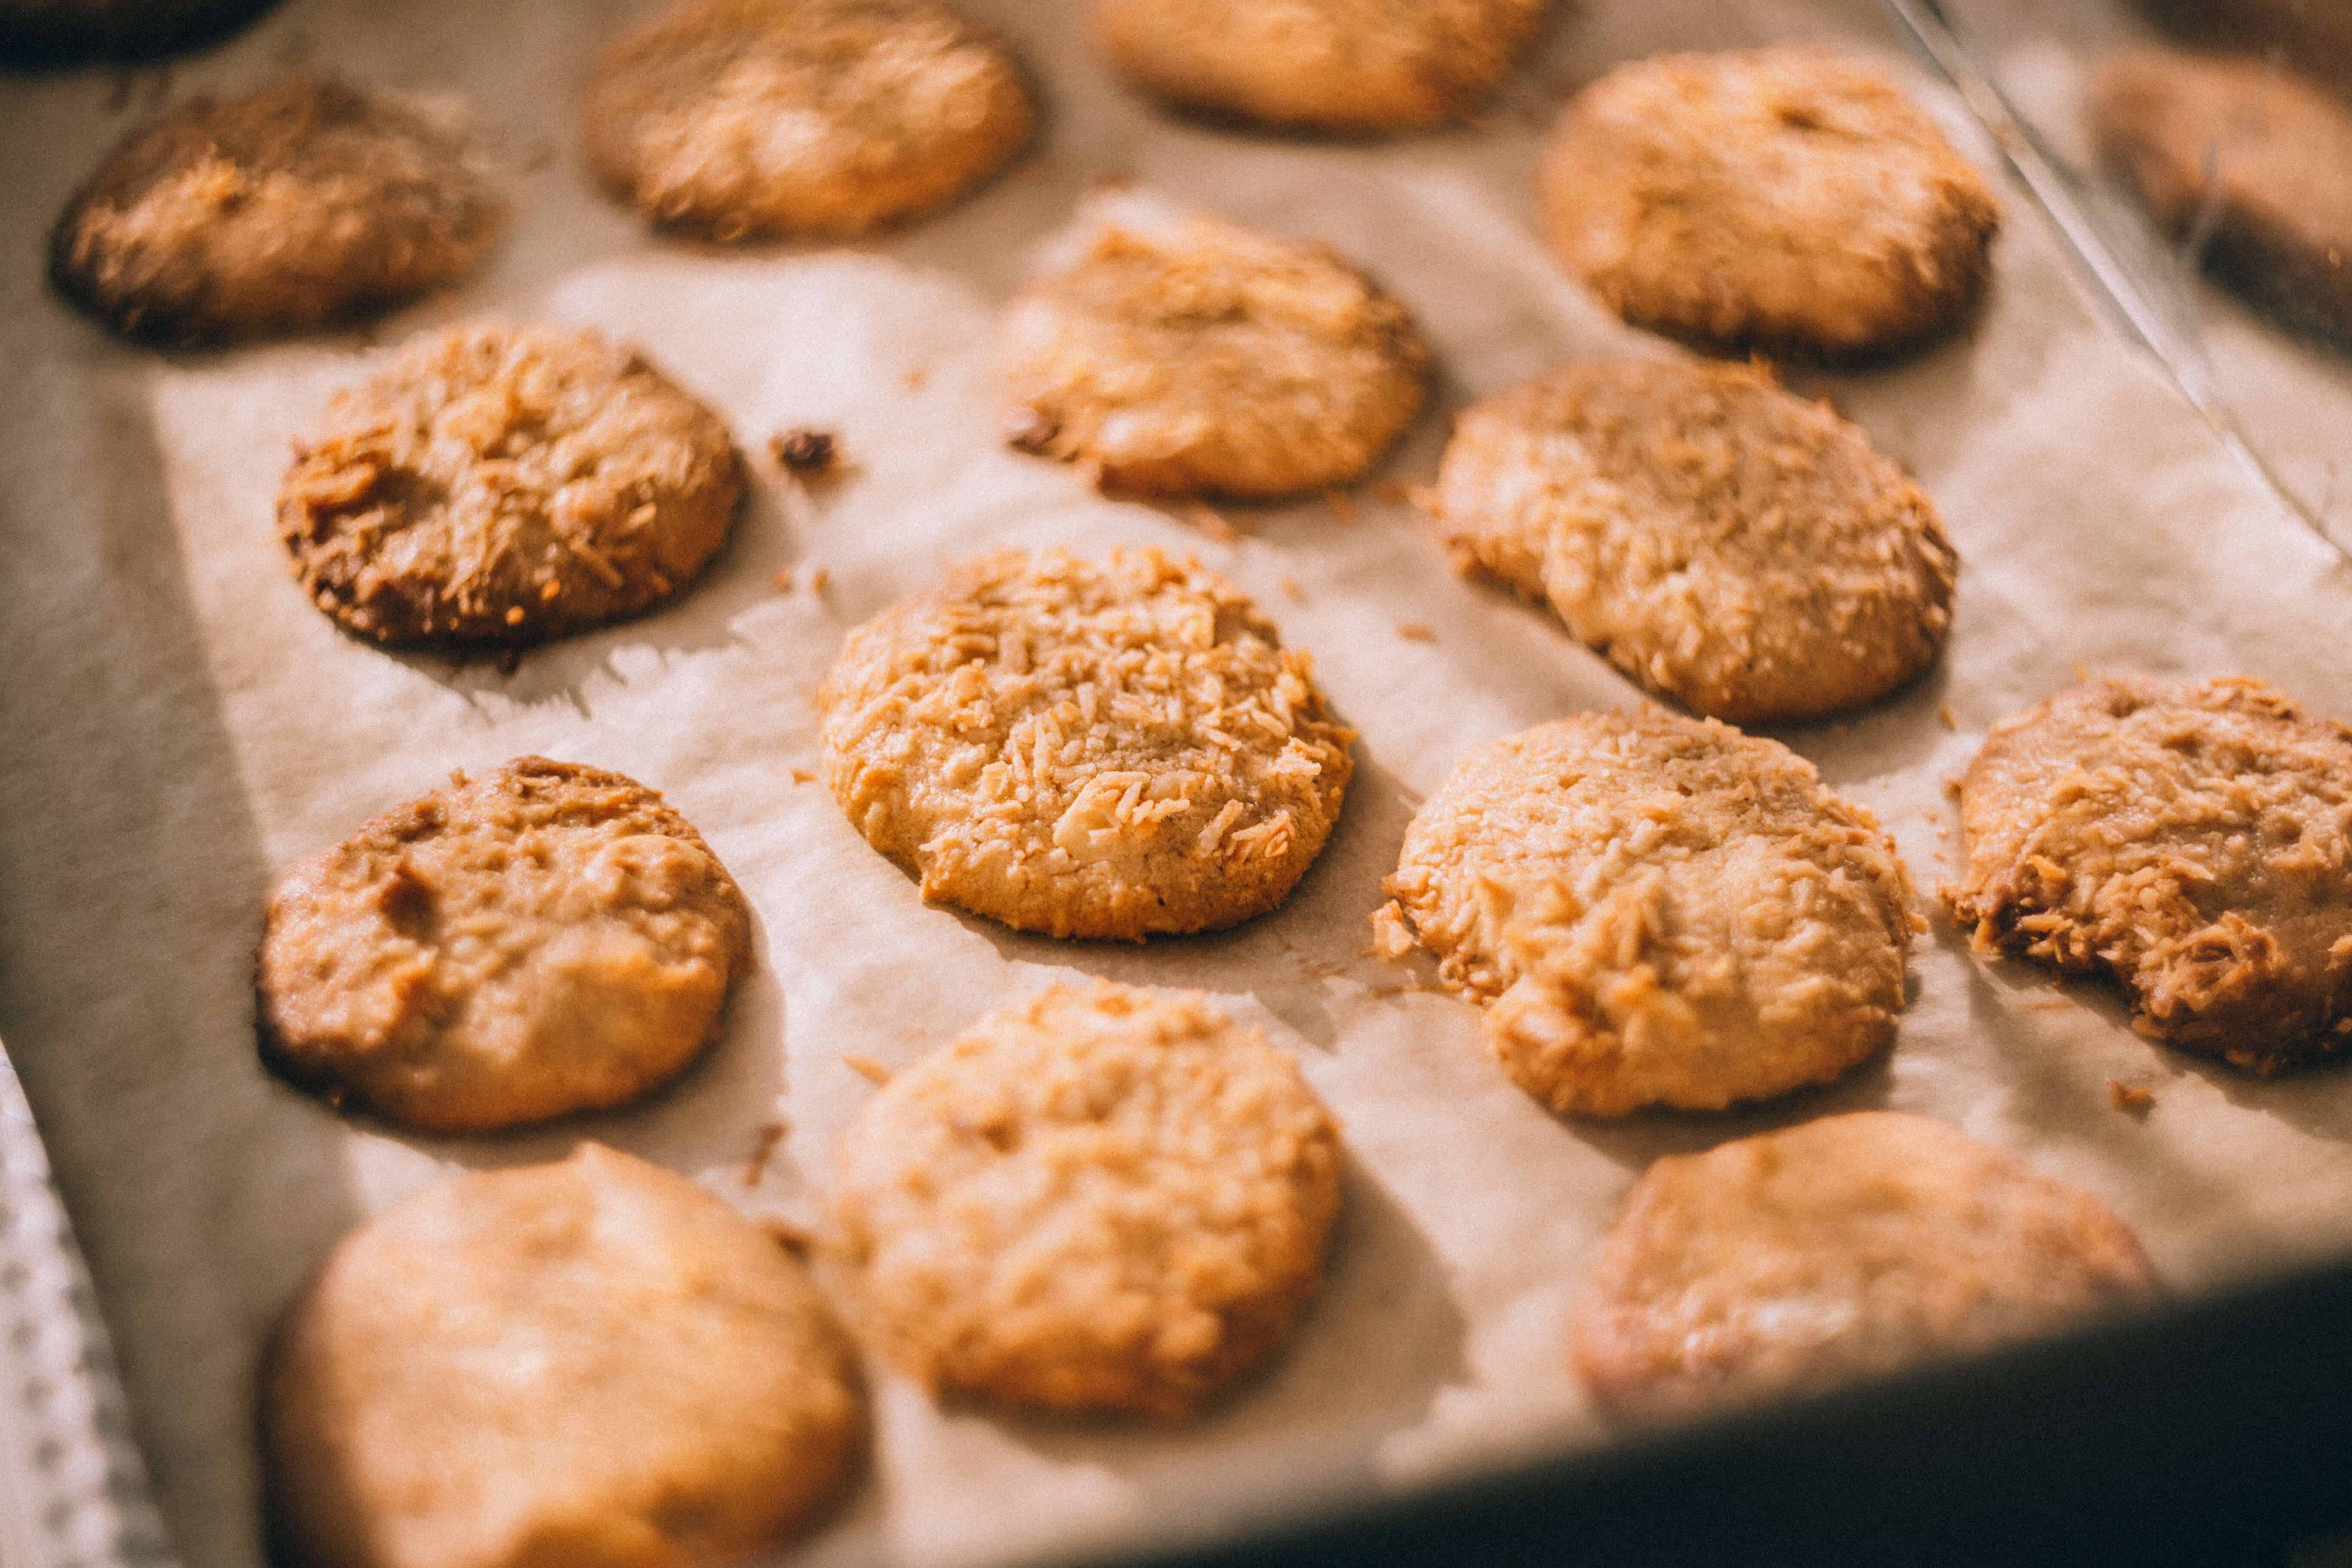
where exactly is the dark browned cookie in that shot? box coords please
[1539,45,2000,359]
[279,322,744,646]
[0,0,279,63]
[1945,675,2352,1074]
[49,78,499,347]
[2134,0,2352,94]
[257,758,754,1133]
[585,0,1035,240]
[2093,49,2352,344]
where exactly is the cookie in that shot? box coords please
[1571,1112,2157,1426]
[831,982,1342,1418]
[819,547,1354,940]
[257,757,753,1133]
[584,0,1034,241]
[2134,0,2352,93]
[265,1144,864,1568]
[0,0,277,62]
[999,194,1430,499]
[2092,49,2352,344]
[47,78,498,347]
[1092,0,1547,135]
[1373,709,1919,1115]
[278,322,743,646]
[1945,675,2352,1074]
[1538,46,2000,358]
[1434,357,1958,723]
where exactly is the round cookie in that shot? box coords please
[1538,46,2001,358]
[584,0,1035,241]
[831,983,1342,1418]
[1372,709,1919,1115]
[818,547,1355,940]
[1092,0,1548,135]
[278,322,743,646]
[257,757,753,1133]
[0,0,278,62]
[999,194,1430,499]
[48,78,499,347]
[2092,49,2352,344]
[1945,675,2352,1074]
[265,1144,864,1568]
[1433,357,1958,723]
[1571,1112,2158,1426]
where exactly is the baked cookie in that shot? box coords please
[1092,0,1548,135]
[1539,46,2000,358]
[831,983,1342,1418]
[1571,1112,2157,1426]
[1433,357,1957,723]
[266,1145,864,1568]
[999,194,1430,499]
[585,0,1034,241]
[2134,0,2352,93]
[2093,49,2352,343]
[257,757,753,1133]
[819,547,1354,940]
[0,0,277,62]
[48,78,498,347]
[1945,675,2352,1074]
[279,322,743,646]
[1373,709,1919,1115]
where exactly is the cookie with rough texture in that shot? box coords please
[48,78,498,347]
[1373,710,1919,1115]
[2093,49,2352,344]
[279,322,743,646]
[1093,0,1548,134]
[585,0,1034,241]
[1572,1112,2157,1426]
[1000,194,1430,499]
[1434,357,1957,723]
[1539,46,2000,358]
[831,983,1342,1418]
[266,1145,864,1568]
[258,758,753,1133]
[819,548,1354,940]
[0,0,277,62]
[1945,675,2352,1074]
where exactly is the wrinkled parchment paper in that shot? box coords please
[9,2,2352,1565]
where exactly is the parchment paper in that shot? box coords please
[9,3,2352,1567]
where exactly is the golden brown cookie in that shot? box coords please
[2092,49,2352,343]
[0,0,277,62]
[278,322,743,646]
[999,194,1430,499]
[819,547,1354,940]
[584,0,1035,241]
[265,1144,864,1568]
[1373,710,1919,1115]
[1092,0,1548,134]
[257,758,753,1133]
[1945,675,2352,1074]
[47,78,498,347]
[1433,357,1957,723]
[1538,46,2000,358]
[1571,1112,2158,1426]
[831,982,1342,1419]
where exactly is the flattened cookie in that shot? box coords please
[1572,1112,2157,1425]
[266,1145,864,1568]
[819,548,1354,939]
[1945,675,2352,1073]
[585,0,1034,240]
[1373,710,1918,1115]
[1539,46,2000,358]
[1000,195,1430,499]
[1434,357,1957,723]
[279,322,743,646]
[832,983,1342,1418]
[2092,49,2352,343]
[257,758,753,1133]
[0,0,277,62]
[1093,0,1548,134]
[48,78,498,347]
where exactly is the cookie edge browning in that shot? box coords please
[254,756,755,1133]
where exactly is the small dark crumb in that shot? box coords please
[1324,489,1359,524]
[772,568,796,591]
[1277,575,1304,602]
[2108,1079,2155,1115]
[771,428,839,475]
[1396,621,1436,643]
[807,567,831,595]
[760,1217,816,1256]
[788,768,815,785]
[1938,702,1957,730]
[1944,774,1963,798]
[741,1120,789,1187]
[904,367,930,391]
[1004,406,1057,451]
[843,1054,893,1086]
